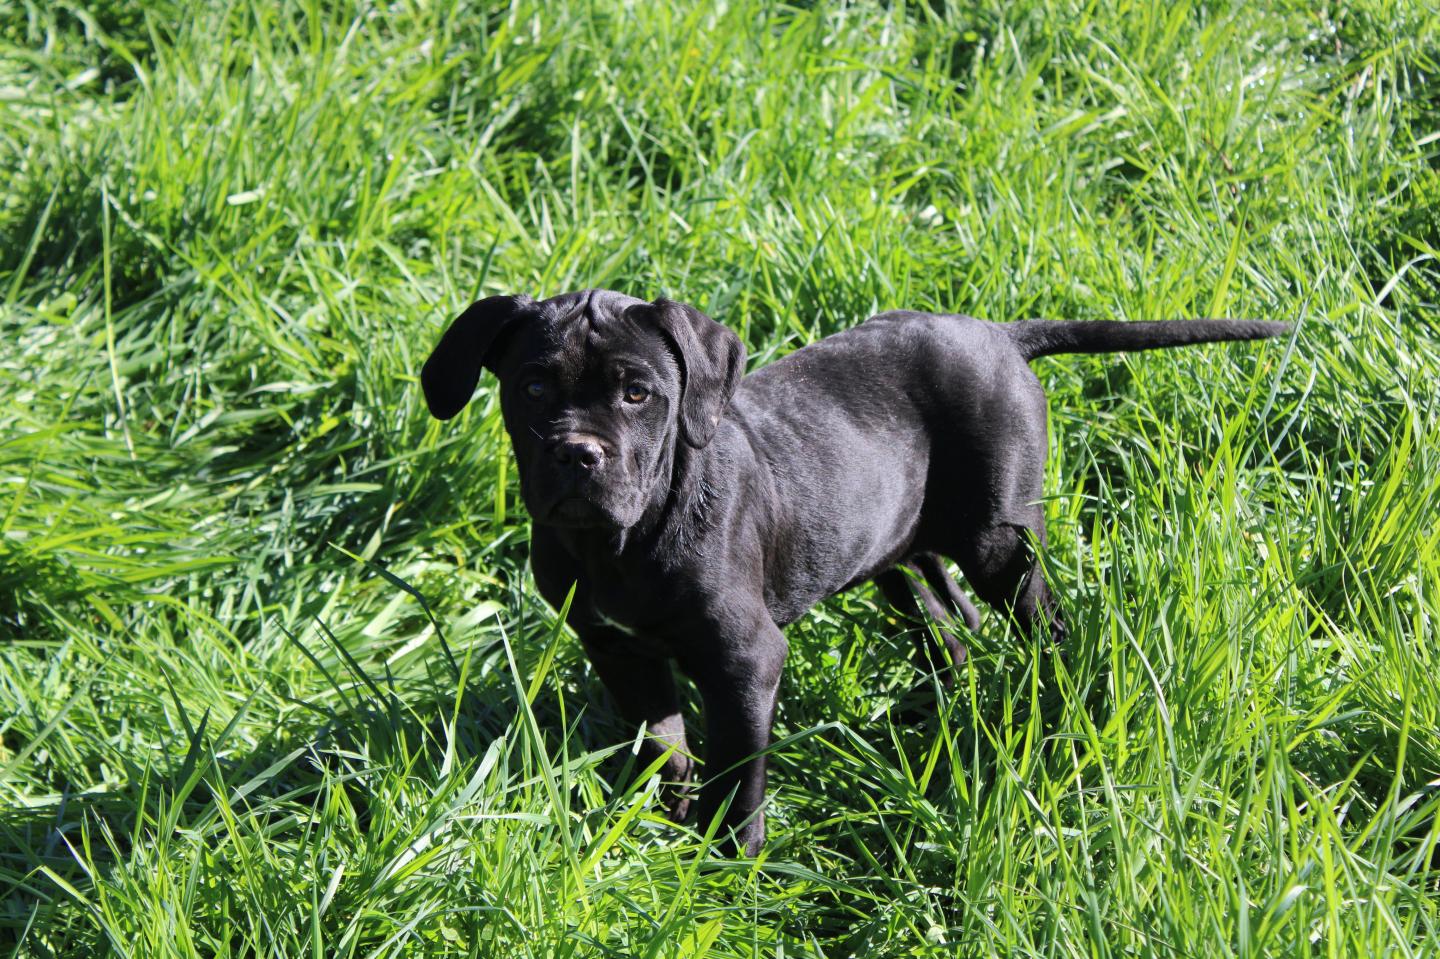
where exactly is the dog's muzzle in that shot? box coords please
[536,433,621,528]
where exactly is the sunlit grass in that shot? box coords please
[2,1,1438,955]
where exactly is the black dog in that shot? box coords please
[421,289,1286,854]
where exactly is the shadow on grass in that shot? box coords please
[0,642,533,948]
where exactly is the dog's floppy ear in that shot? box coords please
[420,294,533,420]
[638,298,746,448]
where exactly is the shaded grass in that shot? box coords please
[1,0,1438,955]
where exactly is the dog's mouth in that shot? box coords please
[542,495,614,529]
[523,467,642,532]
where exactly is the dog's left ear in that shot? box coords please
[636,298,746,448]
[420,294,533,420]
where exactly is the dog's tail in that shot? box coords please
[1007,318,1290,361]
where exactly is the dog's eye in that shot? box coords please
[624,384,649,404]
[523,380,546,400]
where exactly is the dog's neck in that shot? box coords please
[651,436,722,552]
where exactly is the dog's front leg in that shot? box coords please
[579,635,694,821]
[682,615,788,856]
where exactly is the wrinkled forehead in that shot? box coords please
[500,289,675,378]
[543,288,647,319]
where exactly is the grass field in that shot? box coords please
[2,0,1439,955]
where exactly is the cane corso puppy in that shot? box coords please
[421,289,1287,854]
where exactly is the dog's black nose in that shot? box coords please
[554,436,605,471]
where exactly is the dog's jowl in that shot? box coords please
[421,288,1287,855]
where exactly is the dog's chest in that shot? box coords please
[570,567,682,656]
[531,531,692,659]
[580,589,678,658]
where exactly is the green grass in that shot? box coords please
[2,0,1438,954]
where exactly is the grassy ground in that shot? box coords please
[2,0,1438,955]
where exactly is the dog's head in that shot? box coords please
[421,289,745,531]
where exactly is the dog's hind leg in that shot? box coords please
[912,553,980,637]
[948,498,1076,731]
[938,367,1067,650]
[953,518,1065,648]
[875,554,971,682]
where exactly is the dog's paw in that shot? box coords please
[661,791,692,824]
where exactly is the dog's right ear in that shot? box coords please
[634,298,746,449]
[420,294,532,420]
